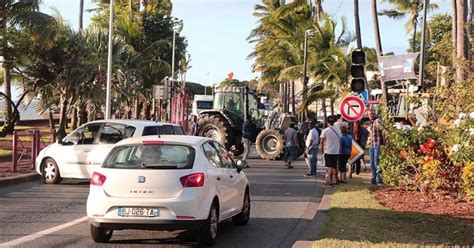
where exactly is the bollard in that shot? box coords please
[12,131,17,172]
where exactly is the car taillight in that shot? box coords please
[180,173,205,187]
[91,172,106,186]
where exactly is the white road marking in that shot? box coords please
[0,216,88,248]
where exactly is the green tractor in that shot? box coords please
[197,86,300,160]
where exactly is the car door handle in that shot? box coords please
[216,176,221,181]
[84,149,91,153]
[229,175,234,179]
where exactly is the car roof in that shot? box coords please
[86,119,180,127]
[115,135,210,147]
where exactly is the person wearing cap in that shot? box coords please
[320,115,342,186]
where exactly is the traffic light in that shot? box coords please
[350,50,366,93]
[351,78,365,93]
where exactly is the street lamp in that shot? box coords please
[105,0,114,120]
[301,28,315,122]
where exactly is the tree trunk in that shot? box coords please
[322,99,327,128]
[371,0,389,107]
[57,95,69,141]
[412,21,418,52]
[463,0,469,59]
[456,0,467,82]
[79,0,84,30]
[291,81,296,115]
[48,109,55,131]
[71,107,78,130]
[354,0,362,49]
[129,0,133,20]
[314,0,323,22]
[451,0,458,68]
[2,66,12,126]
[330,98,335,116]
[466,0,472,61]
[372,0,383,56]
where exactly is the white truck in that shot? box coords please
[192,95,214,116]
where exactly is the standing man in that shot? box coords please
[241,117,252,162]
[301,118,312,167]
[284,122,299,169]
[320,115,341,186]
[189,115,198,136]
[369,110,384,185]
[304,120,319,177]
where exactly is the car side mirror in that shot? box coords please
[236,160,248,173]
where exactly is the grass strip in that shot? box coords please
[313,172,474,247]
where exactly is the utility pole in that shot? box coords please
[105,0,114,120]
[418,0,429,91]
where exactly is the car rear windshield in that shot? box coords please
[103,144,195,169]
[143,125,176,136]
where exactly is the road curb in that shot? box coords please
[0,173,41,188]
[291,185,334,248]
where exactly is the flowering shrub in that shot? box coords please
[380,75,474,200]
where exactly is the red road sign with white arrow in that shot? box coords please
[339,96,366,122]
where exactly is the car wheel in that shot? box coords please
[42,158,62,184]
[199,202,219,245]
[232,189,250,225]
[90,224,113,243]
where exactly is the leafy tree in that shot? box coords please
[380,0,438,53]
[0,0,56,134]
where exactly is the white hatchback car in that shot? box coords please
[35,120,184,184]
[87,135,250,245]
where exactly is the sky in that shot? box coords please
[41,0,452,86]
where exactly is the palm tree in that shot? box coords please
[371,0,389,106]
[1,0,56,132]
[455,0,467,82]
[380,0,438,53]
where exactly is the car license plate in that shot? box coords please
[118,207,160,217]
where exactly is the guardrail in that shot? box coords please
[11,129,56,172]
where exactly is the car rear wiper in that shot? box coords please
[141,163,179,169]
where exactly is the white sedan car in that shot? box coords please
[87,135,250,245]
[35,120,184,184]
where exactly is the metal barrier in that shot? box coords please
[11,129,56,172]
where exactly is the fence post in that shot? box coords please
[31,130,38,169]
[12,131,17,172]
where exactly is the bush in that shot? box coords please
[380,74,473,200]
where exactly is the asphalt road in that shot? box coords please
[0,155,325,248]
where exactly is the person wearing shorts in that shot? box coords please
[338,125,352,183]
[320,115,342,186]
[284,122,299,168]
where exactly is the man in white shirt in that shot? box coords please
[304,120,319,177]
[320,115,342,186]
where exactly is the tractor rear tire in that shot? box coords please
[198,115,234,150]
[256,129,285,160]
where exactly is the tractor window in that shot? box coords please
[214,93,243,115]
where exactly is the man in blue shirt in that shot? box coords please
[338,124,352,183]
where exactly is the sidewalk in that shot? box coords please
[0,160,39,187]
[292,183,334,248]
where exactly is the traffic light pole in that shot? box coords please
[105,0,114,120]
